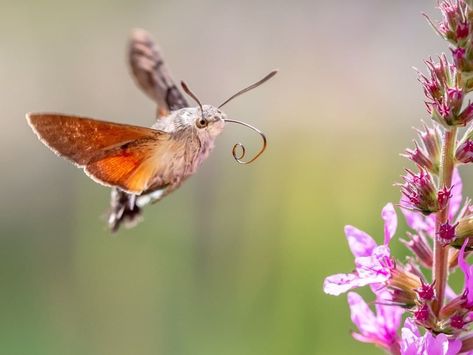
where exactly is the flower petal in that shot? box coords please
[382,203,398,245]
[401,317,463,355]
[403,318,420,337]
[347,292,378,337]
[355,246,392,284]
[449,168,463,220]
[459,239,468,275]
[445,284,457,301]
[355,261,390,284]
[323,273,363,296]
[375,290,403,338]
[424,333,462,355]
[446,339,462,355]
[400,318,422,355]
[459,240,473,306]
[345,225,377,257]
[352,332,378,344]
[424,333,447,355]
[400,196,436,236]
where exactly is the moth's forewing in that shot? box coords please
[27,113,159,165]
[129,28,188,116]
[27,113,172,194]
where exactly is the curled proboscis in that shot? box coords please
[225,119,267,164]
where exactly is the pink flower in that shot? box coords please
[401,168,463,237]
[400,318,462,355]
[437,221,458,245]
[416,280,435,301]
[400,168,448,215]
[414,303,431,323]
[323,203,397,296]
[347,290,402,352]
[419,55,470,127]
[435,0,470,44]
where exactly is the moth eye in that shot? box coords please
[196,117,208,128]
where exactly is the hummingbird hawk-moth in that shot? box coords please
[27,29,277,232]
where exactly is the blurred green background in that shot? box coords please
[2,0,472,354]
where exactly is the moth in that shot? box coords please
[27,29,277,232]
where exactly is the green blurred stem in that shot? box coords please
[432,127,457,316]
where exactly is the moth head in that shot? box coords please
[194,105,226,137]
[180,69,277,164]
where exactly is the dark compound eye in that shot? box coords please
[196,117,208,128]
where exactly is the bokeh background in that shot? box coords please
[1,0,472,354]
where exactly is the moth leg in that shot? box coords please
[136,187,167,208]
[108,188,142,232]
[108,185,171,232]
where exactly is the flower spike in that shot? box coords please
[324,0,473,351]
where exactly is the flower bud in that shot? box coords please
[437,0,470,44]
[400,168,449,214]
[404,144,435,174]
[404,124,442,174]
[452,47,466,71]
[455,203,473,240]
[401,232,433,268]
[388,267,422,308]
[449,248,460,269]
[437,311,471,335]
[450,314,466,329]
[455,215,473,241]
[447,87,464,113]
[419,56,472,127]
[456,126,473,164]
[457,102,473,126]
[456,139,473,163]
[440,295,467,319]
[437,186,453,209]
[416,280,436,301]
[456,22,469,40]
[414,303,430,322]
[414,303,436,329]
[460,334,473,353]
[404,258,425,279]
[419,56,449,101]
[437,221,458,245]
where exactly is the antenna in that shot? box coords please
[218,69,278,109]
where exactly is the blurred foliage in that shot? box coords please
[2,0,473,354]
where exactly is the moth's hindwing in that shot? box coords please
[129,29,188,115]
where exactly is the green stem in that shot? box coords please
[432,127,457,316]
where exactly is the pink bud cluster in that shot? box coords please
[324,1,473,354]
[419,55,473,127]
[400,167,451,215]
